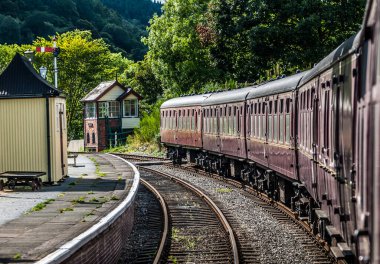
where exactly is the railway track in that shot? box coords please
[120,162,239,263]
[117,153,333,263]
[154,164,334,264]
[119,181,166,264]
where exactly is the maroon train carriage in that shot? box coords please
[160,0,380,261]
[244,72,306,204]
[296,32,363,250]
[197,87,256,175]
[160,94,211,163]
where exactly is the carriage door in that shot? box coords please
[311,85,319,200]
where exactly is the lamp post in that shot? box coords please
[24,50,34,62]
[39,66,47,79]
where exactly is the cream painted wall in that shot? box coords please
[122,118,140,129]
[0,98,48,181]
[98,85,124,101]
[0,97,68,183]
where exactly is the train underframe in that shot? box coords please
[168,146,313,211]
[166,145,354,262]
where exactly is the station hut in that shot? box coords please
[81,80,142,152]
[0,53,68,183]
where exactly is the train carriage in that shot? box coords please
[160,94,211,162]
[199,87,255,175]
[297,32,362,246]
[243,73,306,204]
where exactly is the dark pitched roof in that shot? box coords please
[116,87,143,101]
[81,80,130,102]
[0,53,61,98]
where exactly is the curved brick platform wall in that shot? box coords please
[36,154,140,264]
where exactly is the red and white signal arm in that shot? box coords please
[36,47,54,53]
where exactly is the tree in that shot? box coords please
[0,44,21,72]
[208,0,366,80]
[125,57,163,106]
[144,0,221,96]
[0,15,21,44]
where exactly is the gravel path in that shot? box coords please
[0,155,95,225]
[151,165,331,264]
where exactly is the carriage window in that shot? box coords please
[303,92,306,110]
[307,90,310,109]
[179,109,182,130]
[311,88,315,109]
[273,100,278,142]
[285,98,291,144]
[360,40,369,98]
[279,99,284,143]
[268,102,273,141]
[175,111,178,129]
[261,102,266,140]
[280,99,284,113]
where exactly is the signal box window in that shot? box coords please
[85,102,96,119]
[123,99,138,117]
[98,102,108,118]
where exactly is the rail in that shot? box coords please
[139,178,169,264]
[141,166,240,264]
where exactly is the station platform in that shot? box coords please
[0,153,139,263]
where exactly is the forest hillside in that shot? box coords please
[0,0,161,60]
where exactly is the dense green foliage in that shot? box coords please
[0,0,161,60]
[208,0,366,82]
[145,0,366,95]
[144,0,220,96]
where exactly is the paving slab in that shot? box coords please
[0,154,135,264]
